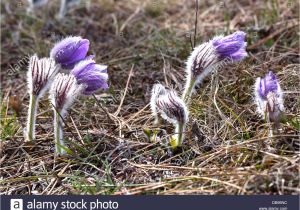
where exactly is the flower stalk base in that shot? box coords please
[26,94,37,142]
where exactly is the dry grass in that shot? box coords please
[1,0,299,195]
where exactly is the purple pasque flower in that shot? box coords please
[254,71,284,122]
[71,59,108,95]
[186,31,248,80]
[258,71,278,99]
[183,31,248,102]
[212,31,247,61]
[50,36,90,69]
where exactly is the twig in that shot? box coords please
[120,7,140,32]
[114,64,134,116]
[189,34,193,49]
[70,116,83,145]
[193,0,199,47]
[92,94,116,124]
[248,20,298,50]
[160,51,169,87]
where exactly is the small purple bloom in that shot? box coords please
[258,71,278,99]
[254,71,284,123]
[71,59,108,95]
[212,31,247,61]
[50,36,90,69]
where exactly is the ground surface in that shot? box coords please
[1,0,299,195]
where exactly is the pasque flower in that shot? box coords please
[151,84,189,149]
[71,59,109,95]
[49,36,109,154]
[49,73,84,155]
[26,54,59,141]
[183,31,247,102]
[254,71,284,123]
[50,36,90,69]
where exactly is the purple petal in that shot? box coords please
[82,75,109,95]
[95,64,108,73]
[71,59,96,77]
[230,48,248,61]
[50,36,90,69]
[213,31,246,45]
[71,60,109,95]
[214,41,245,55]
[259,71,279,98]
[212,31,247,61]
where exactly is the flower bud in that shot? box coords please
[156,90,188,125]
[27,54,59,98]
[49,73,84,116]
[254,71,284,122]
[183,31,248,101]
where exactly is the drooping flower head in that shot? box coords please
[49,73,84,116]
[254,71,284,122]
[150,84,189,148]
[186,42,219,81]
[50,36,90,69]
[71,59,109,95]
[155,90,189,125]
[183,31,248,101]
[27,54,59,97]
[154,87,189,148]
[186,31,247,81]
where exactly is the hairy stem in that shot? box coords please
[264,110,273,138]
[26,94,37,141]
[182,77,196,103]
[170,122,185,149]
[176,123,185,146]
[54,110,66,155]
